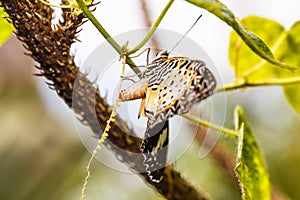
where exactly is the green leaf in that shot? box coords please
[284,84,300,113]
[229,17,300,114]
[281,22,300,114]
[185,0,295,71]
[0,7,14,47]
[234,106,271,200]
[229,16,286,78]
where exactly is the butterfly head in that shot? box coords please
[152,50,169,63]
[156,50,169,57]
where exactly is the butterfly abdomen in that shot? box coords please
[119,78,148,101]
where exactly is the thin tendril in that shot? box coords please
[80,55,127,200]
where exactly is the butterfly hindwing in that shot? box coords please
[141,118,169,182]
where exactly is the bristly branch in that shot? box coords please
[0,0,211,199]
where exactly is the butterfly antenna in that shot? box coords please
[170,14,203,54]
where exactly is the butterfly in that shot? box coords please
[119,50,216,182]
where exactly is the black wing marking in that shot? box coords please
[141,117,169,182]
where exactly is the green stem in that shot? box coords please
[76,0,121,53]
[75,0,141,74]
[127,0,174,55]
[215,76,300,93]
[181,114,238,138]
[214,80,245,93]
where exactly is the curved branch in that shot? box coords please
[1,0,211,199]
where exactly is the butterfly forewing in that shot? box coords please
[143,57,216,119]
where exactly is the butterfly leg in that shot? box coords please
[120,69,146,82]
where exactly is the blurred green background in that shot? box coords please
[1,0,300,199]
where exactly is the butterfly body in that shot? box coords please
[119,50,216,182]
